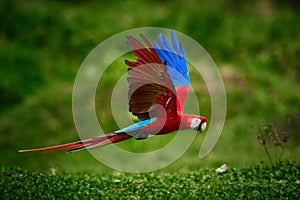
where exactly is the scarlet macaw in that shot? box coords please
[19,30,208,153]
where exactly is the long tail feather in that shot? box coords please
[18,132,132,154]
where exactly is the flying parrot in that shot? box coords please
[19,30,208,154]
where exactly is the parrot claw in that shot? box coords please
[135,132,149,140]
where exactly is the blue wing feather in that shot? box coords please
[115,118,156,134]
[171,31,180,54]
[153,30,190,87]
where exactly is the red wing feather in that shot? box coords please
[125,35,178,119]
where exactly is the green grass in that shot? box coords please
[1,162,299,199]
[1,1,299,198]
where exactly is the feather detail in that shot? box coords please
[125,34,178,120]
[153,31,190,87]
[18,133,131,153]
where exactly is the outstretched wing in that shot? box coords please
[153,30,190,112]
[125,34,178,120]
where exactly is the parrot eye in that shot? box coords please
[190,118,201,129]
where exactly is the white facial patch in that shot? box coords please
[190,118,201,129]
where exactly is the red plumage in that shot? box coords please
[19,133,131,153]
[18,31,208,154]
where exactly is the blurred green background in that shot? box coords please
[0,0,299,173]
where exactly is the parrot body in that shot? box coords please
[19,30,207,153]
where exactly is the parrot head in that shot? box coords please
[190,116,207,132]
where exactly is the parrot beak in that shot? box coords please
[194,122,207,132]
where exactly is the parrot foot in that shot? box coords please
[135,132,148,140]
